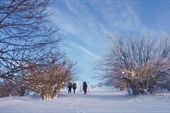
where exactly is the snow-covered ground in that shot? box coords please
[0,90,170,113]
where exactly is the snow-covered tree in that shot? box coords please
[98,34,170,95]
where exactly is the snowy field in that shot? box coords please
[0,90,170,113]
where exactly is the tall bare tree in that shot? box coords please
[0,0,65,97]
[98,34,170,95]
[0,0,61,82]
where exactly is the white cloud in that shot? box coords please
[65,40,101,60]
[49,0,149,62]
[48,0,153,83]
[76,44,101,60]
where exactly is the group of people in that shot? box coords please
[67,82,77,94]
[67,81,88,94]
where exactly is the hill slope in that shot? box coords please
[0,91,170,113]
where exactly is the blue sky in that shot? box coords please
[49,0,170,84]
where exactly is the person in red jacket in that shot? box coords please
[83,82,88,94]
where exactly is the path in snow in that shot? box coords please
[0,91,170,113]
[58,91,170,113]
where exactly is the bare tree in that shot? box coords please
[98,34,170,95]
[21,52,77,100]
[0,0,64,97]
[0,0,61,82]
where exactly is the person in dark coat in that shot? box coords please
[72,83,77,94]
[83,81,88,94]
[67,82,72,94]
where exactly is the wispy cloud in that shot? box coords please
[63,39,101,60]
[75,43,101,60]
[49,0,150,57]
[49,1,148,54]
[49,0,150,82]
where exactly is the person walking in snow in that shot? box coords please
[72,82,77,94]
[83,81,88,94]
[67,82,72,94]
